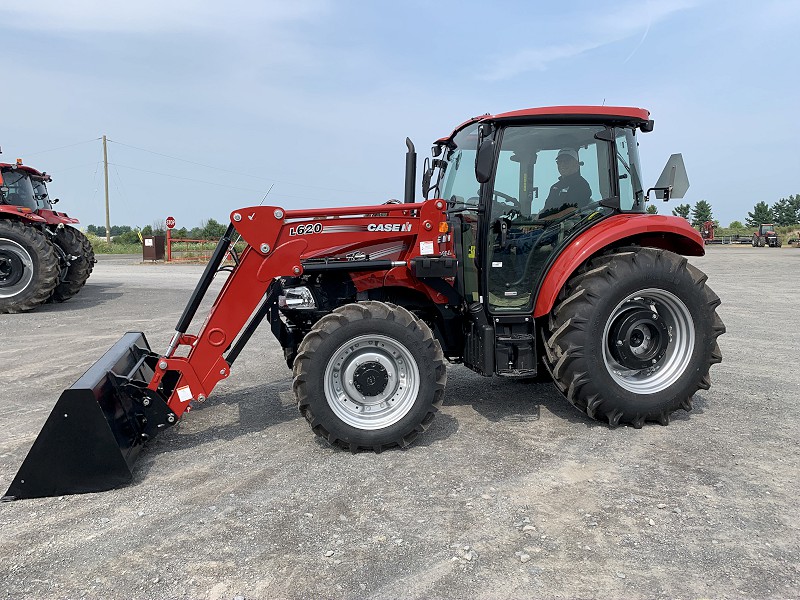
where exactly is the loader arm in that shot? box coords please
[149,200,450,418]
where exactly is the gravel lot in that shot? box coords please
[1,247,798,599]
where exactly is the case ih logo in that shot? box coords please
[367,222,412,232]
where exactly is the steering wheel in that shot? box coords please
[493,190,519,208]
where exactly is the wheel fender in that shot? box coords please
[0,206,47,223]
[533,214,704,318]
[36,209,80,225]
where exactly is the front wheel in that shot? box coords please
[543,247,725,427]
[0,220,59,313]
[293,301,447,451]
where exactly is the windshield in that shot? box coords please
[615,127,645,211]
[32,179,53,210]
[435,123,481,206]
[0,169,37,210]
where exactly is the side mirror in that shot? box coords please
[475,139,495,184]
[648,153,689,201]
[421,157,432,198]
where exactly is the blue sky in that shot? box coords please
[2,0,798,229]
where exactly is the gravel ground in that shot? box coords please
[0,247,798,600]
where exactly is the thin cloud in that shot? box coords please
[480,0,695,81]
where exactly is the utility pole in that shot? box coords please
[103,135,111,243]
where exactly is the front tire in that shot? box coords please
[543,247,725,427]
[293,301,447,451]
[0,220,59,313]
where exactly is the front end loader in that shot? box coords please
[4,106,725,500]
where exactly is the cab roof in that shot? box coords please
[437,105,652,144]
[0,163,49,179]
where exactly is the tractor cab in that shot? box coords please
[0,164,38,211]
[423,107,684,376]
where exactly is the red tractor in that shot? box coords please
[752,223,781,247]
[5,106,725,500]
[0,159,95,313]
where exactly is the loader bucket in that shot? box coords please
[3,332,176,501]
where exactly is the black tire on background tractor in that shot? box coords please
[543,247,725,428]
[50,226,93,302]
[293,301,447,451]
[0,220,60,314]
[73,229,96,275]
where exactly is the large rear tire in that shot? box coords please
[293,301,447,451]
[0,220,59,313]
[50,226,92,302]
[73,229,96,275]
[543,247,725,427]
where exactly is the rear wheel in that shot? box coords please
[0,220,59,313]
[50,226,92,302]
[543,247,725,427]
[74,229,96,275]
[293,301,447,451]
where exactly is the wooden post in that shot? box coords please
[102,135,111,243]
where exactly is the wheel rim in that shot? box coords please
[324,334,420,430]
[602,288,695,394]
[0,238,34,298]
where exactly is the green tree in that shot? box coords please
[114,230,141,244]
[171,227,188,239]
[773,195,800,226]
[141,225,153,236]
[646,204,658,214]
[109,225,132,237]
[728,220,744,230]
[87,224,99,235]
[691,200,713,228]
[672,203,690,220]
[746,201,773,228]
[201,218,227,239]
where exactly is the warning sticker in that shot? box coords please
[420,241,434,255]
[492,261,503,267]
[177,385,193,403]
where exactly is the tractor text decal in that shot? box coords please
[367,222,412,232]
[289,223,324,236]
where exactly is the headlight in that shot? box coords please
[278,286,317,310]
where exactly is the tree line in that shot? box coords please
[87,194,800,244]
[86,219,229,244]
[666,194,800,229]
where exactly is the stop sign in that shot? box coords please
[165,216,176,229]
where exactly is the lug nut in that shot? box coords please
[142,398,151,407]
[198,394,207,403]
[167,414,175,423]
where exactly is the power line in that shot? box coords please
[109,162,270,194]
[107,138,381,196]
[18,138,102,157]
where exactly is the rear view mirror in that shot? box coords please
[648,153,689,201]
[475,139,495,183]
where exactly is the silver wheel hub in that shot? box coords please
[0,238,34,298]
[324,334,420,430]
[602,288,695,394]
